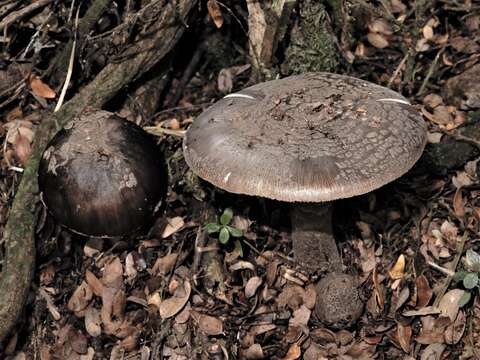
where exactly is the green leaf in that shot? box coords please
[464,249,480,272]
[463,273,479,289]
[219,227,230,244]
[226,225,243,238]
[204,223,221,234]
[458,291,472,307]
[220,208,233,226]
[453,270,469,282]
[235,239,244,257]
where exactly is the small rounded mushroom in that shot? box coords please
[38,109,167,237]
[183,72,427,327]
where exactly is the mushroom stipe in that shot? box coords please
[183,72,427,327]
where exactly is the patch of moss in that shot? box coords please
[283,0,339,74]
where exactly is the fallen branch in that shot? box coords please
[0,0,197,346]
[0,0,54,32]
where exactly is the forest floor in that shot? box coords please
[1,0,480,359]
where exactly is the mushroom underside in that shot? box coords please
[291,203,363,326]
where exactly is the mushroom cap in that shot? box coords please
[183,72,427,202]
[38,110,167,237]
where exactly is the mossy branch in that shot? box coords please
[0,0,197,346]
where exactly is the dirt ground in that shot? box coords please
[1,0,480,359]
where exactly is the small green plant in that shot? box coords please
[453,249,480,306]
[204,208,244,254]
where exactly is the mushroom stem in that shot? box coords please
[291,203,364,327]
[291,203,342,272]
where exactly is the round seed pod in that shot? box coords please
[38,110,167,237]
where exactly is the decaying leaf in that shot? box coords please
[85,270,104,297]
[245,276,263,298]
[421,343,445,360]
[397,323,412,353]
[68,281,93,314]
[159,280,191,319]
[162,217,185,238]
[191,311,224,336]
[152,253,178,275]
[289,305,311,327]
[281,343,301,360]
[367,32,389,49]
[444,310,466,344]
[389,254,406,280]
[207,0,223,28]
[438,289,465,322]
[30,75,56,99]
[84,306,102,337]
[13,132,32,166]
[101,257,126,335]
[245,343,264,359]
[416,275,433,308]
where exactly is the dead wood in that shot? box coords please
[0,0,197,346]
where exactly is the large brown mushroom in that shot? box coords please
[38,109,167,238]
[183,72,427,327]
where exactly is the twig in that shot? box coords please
[19,12,52,60]
[418,47,444,96]
[54,6,80,112]
[433,232,467,307]
[143,126,186,138]
[192,226,208,286]
[0,0,54,32]
[427,260,456,277]
[388,51,410,88]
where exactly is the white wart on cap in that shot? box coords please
[183,72,427,202]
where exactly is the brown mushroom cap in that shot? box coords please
[183,72,427,202]
[38,110,167,237]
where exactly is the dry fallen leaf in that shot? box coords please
[13,132,32,166]
[68,281,93,314]
[389,254,406,280]
[245,276,263,298]
[162,217,184,238]
[423,94,443,108]
[397,323,412,353]
[423,24,434,40]
[416,275,433,308]
[159,280,191,319]
[80,347,94,360]
[207,0,223,28]
[84,306,102,337]
[289,305,311,327]
[125,252,138,282]
[194,312,224,336]
[368,19,393,35]
[444,310,466,344]
[367,32,389,49]
[281,343,301,360]
[245,343,264,359]
[453,187,465,217]
[152,253,178,275]
[30,75,56,99]
[438,289,465,322]
[101,257,126,335]
[85,270,104,297]
[421,343,445,360]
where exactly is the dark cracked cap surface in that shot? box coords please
[183,72,427,202]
